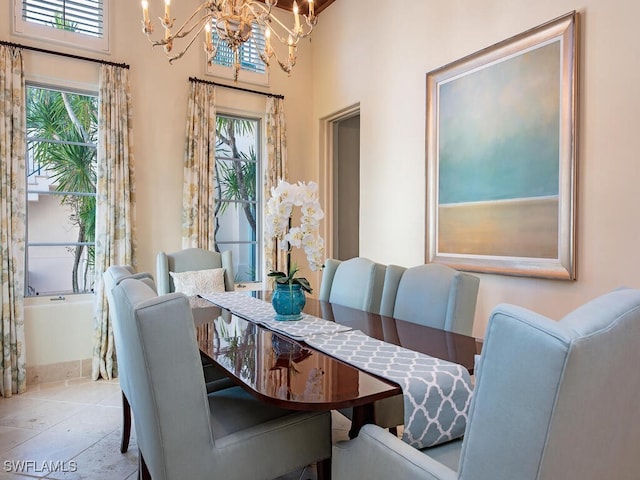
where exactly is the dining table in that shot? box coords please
[192,292,482,438]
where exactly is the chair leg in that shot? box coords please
[316,458,331,480]
[138,451,151,480]
[120,391,132,454]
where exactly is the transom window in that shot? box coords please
[214,114,262,284]
[206,23,268,85]
[25,85,98,296]
[14,0,110,52]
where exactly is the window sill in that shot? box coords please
[25,293,94,307]
[234,282,263,292]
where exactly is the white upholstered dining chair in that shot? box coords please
[111,277,332,480]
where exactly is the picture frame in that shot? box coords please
[426,11,578,280]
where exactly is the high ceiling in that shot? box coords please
[260,0,336,15]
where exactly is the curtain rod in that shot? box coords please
[0,40,130,69]
[189,76,284,100]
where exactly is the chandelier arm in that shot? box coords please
[245,2,311,41]
[167,19,211,63]
[162,3,212,43]
[171,14,213,41]
[245,1,272,17]
[149,14,211,49]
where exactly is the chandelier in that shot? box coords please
[141,0,317,81]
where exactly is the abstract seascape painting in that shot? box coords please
[426,12,577,279]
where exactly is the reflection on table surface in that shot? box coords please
[246,292,482,372]
[193,293,481,411]
[193,305,400,411]
[307,300,482,373]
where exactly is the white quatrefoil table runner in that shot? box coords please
[306,330,474,449]
[199,292,473,449]
[199,292,351,340]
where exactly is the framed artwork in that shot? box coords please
[426,11,578,280]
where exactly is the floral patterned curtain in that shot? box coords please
[182,80,217,250]
[91,64,136,380]
[264,97,289,281]
[0,45,26,397]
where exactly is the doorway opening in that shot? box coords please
[321,105,361,261]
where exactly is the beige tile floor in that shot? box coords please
[0,378,352,480]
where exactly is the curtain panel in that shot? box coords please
[182,81,217,250]
[0,45,27,397]
[264,97,289,281]
[91,64,136,380]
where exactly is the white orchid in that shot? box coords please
[267,179,325,293]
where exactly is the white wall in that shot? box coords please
[310,0,640,337]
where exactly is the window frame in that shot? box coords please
[25,83,99,298]
[214,112,264,287]
[13,0,110,53]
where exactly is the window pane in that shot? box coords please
[27,140,97,195]
[211,22,266,74]
[214,115,261,283]
[215,201,256,244]
[26,85,98,296]
[214,158,257,206]
[27,245,95,296]
[22,0,104,37]
[217,242,259,283]
[27,192,84,243]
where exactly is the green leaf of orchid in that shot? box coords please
[295,277,313,293]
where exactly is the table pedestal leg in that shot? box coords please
[349,403,374,438]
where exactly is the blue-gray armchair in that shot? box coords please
[319,257,386,314]
[111,277,332,480]
[380,263,480,335]
[156,247,234,295]
[364,263,480,430]
[333,287,640,480]
[103,266,156,454]
[104,266,233,458]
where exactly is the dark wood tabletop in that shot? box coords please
[193,294,481,434]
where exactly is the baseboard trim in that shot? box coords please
[27,358,92,385]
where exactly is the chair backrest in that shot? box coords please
[381,263,479,335]
[103,266,156,399]
[112,278,214,480]
[458,288,640,480]
[156,247,234,294]
[319,257,386,314]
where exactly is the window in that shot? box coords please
[14,0,110,52]
[25,85,98,296]
[206,23,268,85]
[214,115,262,284]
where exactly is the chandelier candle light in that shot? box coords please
[141,0,317,81]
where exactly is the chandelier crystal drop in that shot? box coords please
[141,0,317,81]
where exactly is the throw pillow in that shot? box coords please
[169,268,226,296]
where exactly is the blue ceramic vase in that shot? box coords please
[272,282,306,321]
